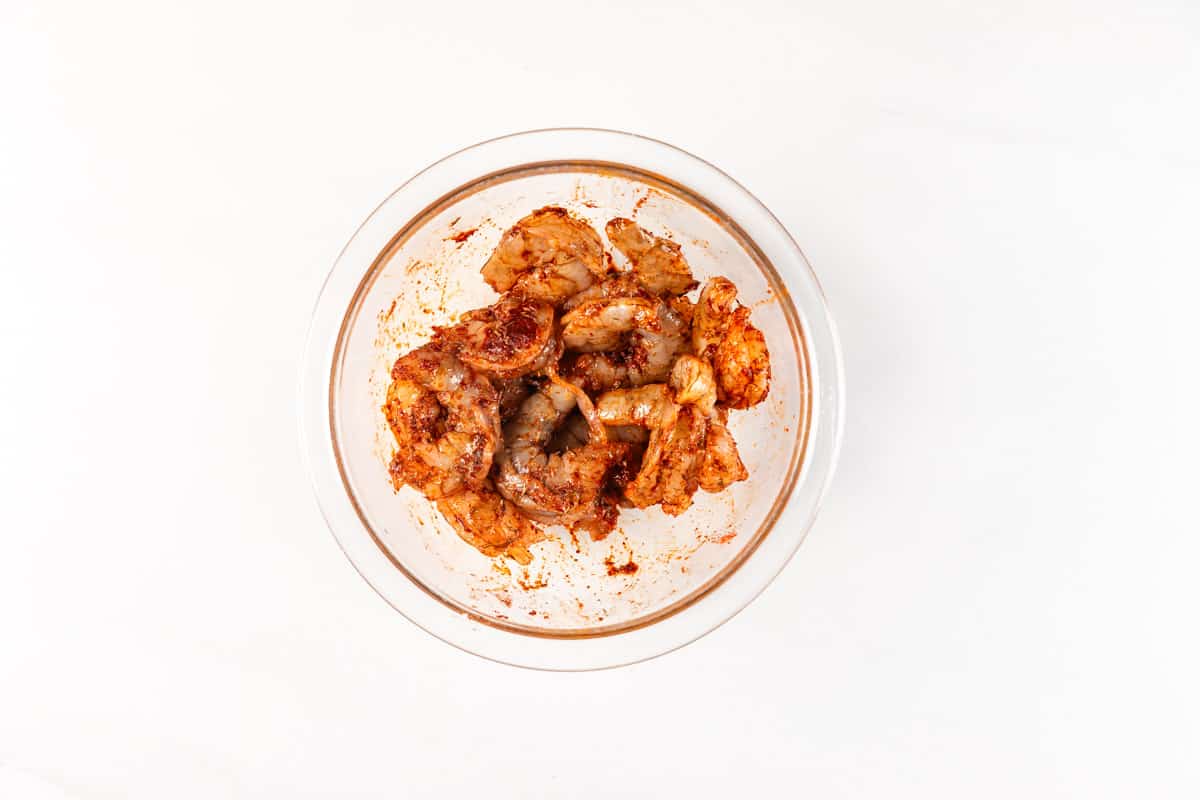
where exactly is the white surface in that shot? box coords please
[1,1,1197,797]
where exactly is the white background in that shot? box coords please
[2,1,1198,797]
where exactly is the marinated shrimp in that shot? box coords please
[606,218,698,297]
[593,383,704,513]
[713,306,771,408]
[436,483,539,564]
[562,298,689,392]
[560,273,648,312]
[561,297,661,353]
[481,207,609,304]
[666,294,695,327]
[382,205,772,562]
[698,408,748,492]
[692,277,771,408]
[494,379,631,537]
[669,353,717,414]
[435,295,557,379]
[657,404,707,515]
[384,346,501,499]
[692,276,738,359]
[670,355,747,492]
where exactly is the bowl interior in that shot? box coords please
[331,163,810,636]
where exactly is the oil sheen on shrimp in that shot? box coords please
[697,407,747,492]
[384,345,501,500]
[560,273,648,312]
[670,355,747,492]
[435,295,557,379]
[494,379,630,537]
[713,306,771,408]
[436,483,540,564]
[692,276,738,359]
[605,217,698,297]
[481,207,609,305]
[594,383,705,514]
[560,296,661,353]
[562,298,689,392]
[692,277,771,409]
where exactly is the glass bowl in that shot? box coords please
[300,129,843,670]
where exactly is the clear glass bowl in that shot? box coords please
[300,129,843,670]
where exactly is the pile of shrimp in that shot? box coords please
[384,207,771,563]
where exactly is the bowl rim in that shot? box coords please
[299,127,845,670]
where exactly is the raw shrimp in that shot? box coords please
[572,493,621,541]
[624,300,689,382]
[541,409,629,540]
[713,306,771,409]
[669,353,717,415]
[560,297,661,352]
[494,379,631,536]
[691,277,771,408]
[384,346,501,500]
[666,294,694,327]
[436,483,539,564]
[692,276,738,359]
[435,295,557,379]
[560,273,648,312]
[605,217,698,296]
[549,372,606,443]
[562,299,689,392]
[659,404,707,515]
[481,207,608,305]
[562,352,622,394]
[698,407,748,492]
[595,384,704,514]
[669,354,748,492]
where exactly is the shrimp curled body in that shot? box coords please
[482,207,609,305]
[693,277,771,408]
[435,295,558,379]
[384,346,501,500]
[495,380,630,537]
[594,383,705,515]
[563,298,689,392]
